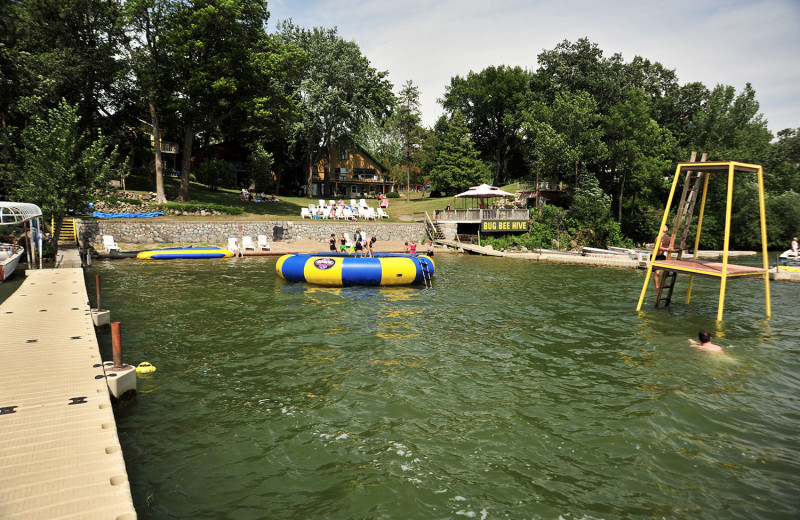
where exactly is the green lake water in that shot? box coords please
[81,254,799,519]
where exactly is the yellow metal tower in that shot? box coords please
[636,161,771,321]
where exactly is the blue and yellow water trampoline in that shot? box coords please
[136,246,234,259]
[276,253,435,286]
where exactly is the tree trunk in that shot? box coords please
[148,97,167,203]
[306,150,313,198]
[49,218,63,259]
[617,171,627,224]
[494,147,503,186]
[574,162,579,189]
[178,126,194,202]
[326,147,333,199]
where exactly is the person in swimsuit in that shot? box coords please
[329,233,337,252]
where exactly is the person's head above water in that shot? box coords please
[698,329,712,343]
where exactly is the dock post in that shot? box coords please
[91,274,111,327]
[111,321,123,368]
[106,321,137,403]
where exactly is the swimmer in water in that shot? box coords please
[688,329,724,354]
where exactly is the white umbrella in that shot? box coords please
[454,184,515,209]
[454,184,515,198]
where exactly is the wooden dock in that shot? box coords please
[436,240,644,267]
[0,268,136,519]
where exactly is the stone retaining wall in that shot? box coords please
[77,219,427,246]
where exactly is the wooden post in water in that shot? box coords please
[95,274,102,311]
[111,321,123,368]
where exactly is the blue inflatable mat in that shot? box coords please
[91,211,164,218]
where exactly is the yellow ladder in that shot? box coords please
[51,217,77,243]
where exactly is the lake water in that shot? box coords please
[83,254,799,519]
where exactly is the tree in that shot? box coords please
[277,22,394,198]
[441,65,532,185]
[390,80,425,201]
[686,83,772,163]
[602,89,675,225]
[428,111,490,194]
[14,100,117,254]
[167,0,299,202]
[118,0,175,203]
[766,128,800,193]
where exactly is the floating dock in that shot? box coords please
[0,268,136,519]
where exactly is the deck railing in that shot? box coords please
[434,208,529,221]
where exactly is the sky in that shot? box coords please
[265,0,800,135]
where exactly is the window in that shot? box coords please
[338,148,349,161]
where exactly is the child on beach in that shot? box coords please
[409,240,417,254]
[330,233,337,252]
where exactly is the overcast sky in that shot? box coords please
[266,0,800,134]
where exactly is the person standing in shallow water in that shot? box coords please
[689,330,724,354]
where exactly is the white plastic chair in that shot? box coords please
[301,208,311,219]
[359,198,367,208]
[350,199,357,207]
[227,237,240,256]
[242,236,256,251]
[365,208,377,220]
[319,199,325,208]
[329,199,336,207]
[257,235,270,251]
[102,235,121,252]
[377,208,389,219]
[343,208,353,220]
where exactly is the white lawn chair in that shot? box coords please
[343,208,353,220]
[319,199,325,208]
[335,207,344,219]
[329,199,336,207]
[227,237,241,256]
[377,208,389,219]
[365,207,377,220]
[358,198,367,208]
[301,208,311,219]
[242,236,256,252]
[102,235,121,253]
[350,199,357,207]
[257,234,270,251]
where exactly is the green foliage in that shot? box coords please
[14,100,117,220]
[247,143,275,192]
[442,65,533,185]
[385,190,400,198]
[277,21,394,197]
[159,201,244,215]
[766,190,800,249]
[195,159,235,190]
[429,111,490,194]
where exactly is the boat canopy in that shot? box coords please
[0,202,44,270]
[0,202,43,226]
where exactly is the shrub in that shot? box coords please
[385,191,400,198]
[159,202,244,215]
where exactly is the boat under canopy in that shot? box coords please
[0,201,44,280]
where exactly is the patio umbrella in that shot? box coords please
[454,184,515,208]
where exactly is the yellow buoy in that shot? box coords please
[136,361,156,374]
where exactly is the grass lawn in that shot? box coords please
[122,177,461,221]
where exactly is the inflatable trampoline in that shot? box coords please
[276,253,434,286]
[136,246,234,259]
